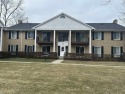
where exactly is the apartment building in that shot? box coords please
[1,13,125,58]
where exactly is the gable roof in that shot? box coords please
[7,23,39,30]
[33,13,94,30]
[87,23,125,31]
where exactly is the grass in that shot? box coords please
[0,61,125,94]
[0,58,55,62]
[62,60,125,66]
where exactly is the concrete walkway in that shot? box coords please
[51,59,63,64]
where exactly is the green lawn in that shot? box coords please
[62,60,125,66]
[0,58,55,62]
[0,61,125,94]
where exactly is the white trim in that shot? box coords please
[34,29,37,52]
[21,32,22,51]
[53,30,56,52]
[89,30,92,53]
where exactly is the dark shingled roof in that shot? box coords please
[7,23,125,31]
[7,23,39,30]
[87,23,125,31]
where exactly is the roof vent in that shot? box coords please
[60,14,65,18]
[113,19,118,24]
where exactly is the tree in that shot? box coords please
[0,0,25,26]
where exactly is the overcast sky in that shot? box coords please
[23,0,124,25]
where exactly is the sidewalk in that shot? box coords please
[51,60,63,64]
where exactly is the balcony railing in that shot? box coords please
[37,37,53,44]
[72,38,89,45]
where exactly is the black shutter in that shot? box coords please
[8,45,10,52]
[16,45,18,52]
[25,45,27,52]
[101,46,104,57]
[33,31,35,39]
[9,31,11,39]
[92,46,94,54]
[17,31,19,39]
[111,46,113,57]
[102,32,104,40]
[120,32,123,40]
[47,46,50,53]
[92,32,94,40]
[121,47,123,55]
[33,45,34,52]
[111,32,113,40]
[76,47,79,53]
[25,32,27,39]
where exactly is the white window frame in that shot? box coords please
[113,47,121,57]
[11,31,17,39]
[94,46,101,57]
[113,32,120,40]
[10,45,17,52]
[27,31,34,39]
[94,32,102,40]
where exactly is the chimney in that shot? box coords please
[18,20,23,24]
[113,19,118,24]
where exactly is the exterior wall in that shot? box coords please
[2,31,35,52]
[92,31,125,54]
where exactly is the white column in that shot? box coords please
[68,30,71,53]
[0,27,3,51]
[89,30,92,53]
[20,31,23,51]
[53,30,56,52]
[34,29,37,52]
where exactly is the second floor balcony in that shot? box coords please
[72,38,89,45]
[37,36,53,45]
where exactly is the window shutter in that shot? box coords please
[16,45,18,52]
[25,45,27,52]
[76,47,79,53]
[9,31,11,39]
[101,46,104,57]
[33,45,34,52]
[47,46,50,53]
[92,46,94,54]
[111,32,113,40]
[8,45,10,52]
[121,47,123,55]
[25,32,27,39]
[92,32,94,40]
[102,32,104,40]
[33,31,35,39]
[17,31,19,39]
[120,32,123,40]
[111,46,113,57]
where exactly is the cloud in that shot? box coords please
[23,0,123,24]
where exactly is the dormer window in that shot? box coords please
[60,14,65,18]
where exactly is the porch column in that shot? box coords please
[68,30,71,53]
[53,30,56,52]
[34,29,37,52]
[89,30,92,53]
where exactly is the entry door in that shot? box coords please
[60,46,65,56]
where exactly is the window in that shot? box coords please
[62,47,64,51]
[76,32,84,42]
[27,31,34,39]
[94,32,102,40]
[112,47,121,57]
[42,46,50,53]
[58,33,68,42]
[93,46,103,57]
[9,31,18,39]
[76,46,84,53]
[8,45,18,52]
[25,45,34,52]
[42,32,50,42]
[112,32,121,40]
